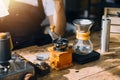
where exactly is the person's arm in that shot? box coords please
[42,0,66,39]
[53,0,66,36]
[48,15,54,25]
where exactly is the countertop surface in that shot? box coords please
[14,31,120,80]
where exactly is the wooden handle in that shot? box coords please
[0,33,7,39]
[50,25,55,32]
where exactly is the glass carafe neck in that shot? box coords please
[73,19,93,32]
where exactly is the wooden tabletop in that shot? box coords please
[14,31,120,80]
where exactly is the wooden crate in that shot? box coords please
[104,8,120,33]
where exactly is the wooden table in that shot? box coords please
[14,31,120,80]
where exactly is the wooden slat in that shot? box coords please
[104,8,120,15]
[110,25,120,33]
[110,33,120,42]
[109,16,120,25]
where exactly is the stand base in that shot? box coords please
[72,50,100,64]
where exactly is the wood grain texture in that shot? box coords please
[13,31,120,80]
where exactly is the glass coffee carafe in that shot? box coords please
[73,19,94,55]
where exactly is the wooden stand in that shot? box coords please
[48,46,73,70]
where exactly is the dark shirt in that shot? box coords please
[0,0,47,48]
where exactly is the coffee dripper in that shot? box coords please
[73,19,93,55]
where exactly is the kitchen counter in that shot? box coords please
[14,31,120,80]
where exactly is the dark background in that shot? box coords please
[65,0,120,32]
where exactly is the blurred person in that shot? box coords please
[0,0,66,49]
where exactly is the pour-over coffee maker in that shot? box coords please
[73,19,93,55]
[72,19,100,64]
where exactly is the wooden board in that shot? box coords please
[13,31,120,80]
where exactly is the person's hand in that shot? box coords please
[52,0,66,36]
